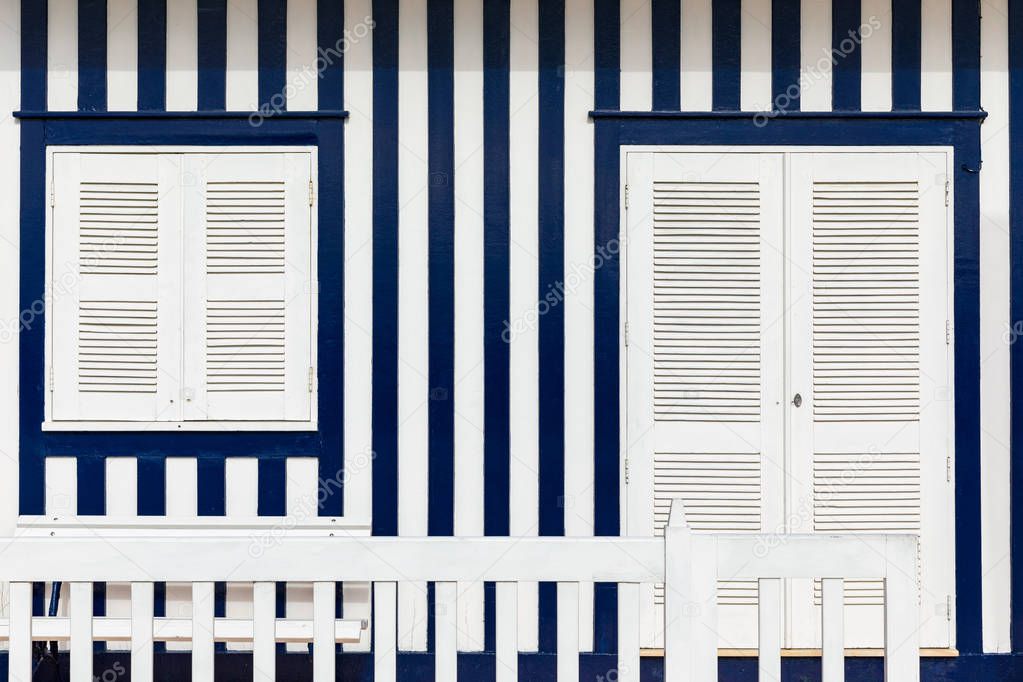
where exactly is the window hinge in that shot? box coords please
[308,366,315,392]
[624,184,629,210]
[946,455,952,482]
[946,319,952,345]
[49,182,55,207]
[624,457,630,485]
[308,180,315,207]
[624,322,629,347]
[945,179,950,206]
[48,366,54,391]
[946,595,953,621]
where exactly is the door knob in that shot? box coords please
[792,393,802,408]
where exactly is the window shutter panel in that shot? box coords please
[628,153,786,647]
[181,153,314,422]
[50,153,181,421]
[788,152,952,648]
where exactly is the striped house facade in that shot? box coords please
[1,0,1023,678]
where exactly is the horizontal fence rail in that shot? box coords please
[0,500,920,682]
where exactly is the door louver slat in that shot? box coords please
[205,300,287,392]
[206,181,287,275]
[77,300,158,393]
[79,182,159,275]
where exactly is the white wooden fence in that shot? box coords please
[0,501,919,682]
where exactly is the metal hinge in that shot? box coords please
[624,322,629,347]
[946,455,952,482]
[308,180,315,206]
[946,319,952,345]
[624,458,630,484]
[49,181,55,207]
[624,184,629,210]
[308,366,314,392]
[48,366,54,391]
[946,595,953,621]
[945,179,950,206]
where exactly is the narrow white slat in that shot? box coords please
[396,0,430,653]
[556,583,579,682]
[105,457,138,651]
[680,0,712,110]
[342,581,372,652]
[253,582,276,682]
[47,0,77,111]
[131,582,155,682]
[565,0,595,652]
[692,536,719,681]
[799,0,832,111]
[165,0,198,111]
[286,458,318,652]
[374,583,398,682]
[225,457,258,650]
[620,0,652,110]
[285,0,318,110]
[740,0,772,111]
[821,578,844,682]
[508,0,540,652]
[9,583,33,682]
[436,582,459,680]
[106,0,138,111]
[165,457,197,651]
[70,582,94,682]
[192,582,216,682]
[920,0,953,111]
[758,578,782,682]
[495,582,518,682]
[883,542,920,682]
[453,0,486,652]
[859,0,892,111]
[225,0,259,110]
[45,456,77,515]
[663,508,691,682]
[313,582,336,682]
[617,583,640,682]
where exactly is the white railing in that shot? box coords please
[0,500,919,682]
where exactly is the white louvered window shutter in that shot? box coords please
[625,152,786,648]
[50,153,182,422]
[181,153,314,422]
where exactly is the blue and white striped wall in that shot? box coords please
[0,0,1021,669]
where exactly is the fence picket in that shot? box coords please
[131,582,155,682]
[821,578,844,682]
[192,582,216,682]
[495,582,518,682]
[374,582,398,682]
[313,581,335,681]
[70,582,94,682]
[253,582,276,682]
[758,578,782,682]
[9,582,33,682]
[617,582,640,682]
[556,582,579,682]
[436,581,459,680]
[884,540,920,682]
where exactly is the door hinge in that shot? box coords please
[946,319,952,345]
[308,366,315,392]
[946,595,953,621]
[946,455,952,482]
[48,366,54,391]
[308,180,315,206]
[624,457,630,484]
[624,184,629,210]
[624,322,629,346]
[49,181,55,207]
[944,179,950,206]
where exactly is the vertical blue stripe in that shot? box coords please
[772,0,800,111]
[258,0,287,109]
[77,457,105,515]
[952,0,981,110]
[891,0,921,110]
[711,0,741,110]
[138,0,167,110]
[651,0,681,110]
[831,0,862,111]
[372,0,400,537]
[1011,0,1023,652]
[483,0,510,539]
[197,457,226,515]
[427,0,455,537]
[21,0,46,110]
[258,458,286,516]
[78,0,108,111]
[593,0,619,109]
[137,456,166,516]
[317,0,345,110]
[197,0,227,110]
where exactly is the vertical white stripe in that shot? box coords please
[799,0,832,111]
[253,582,276,682]
[226,0,259,110]
[105,457,138,652]
[166,0,198,111]
[397,0,430,652]
[285,458,317,652]
[107,0,138,111]
[921,0,953,111]
[740,0,772,111]
[343,0,374,528]
[165,457,198,650]
[859,0,892,111]
[620,0,652,111]
[286,0,318,110]
[509,0,540,652]
[70,582,93,682]
[453,0,486,652]
[680,0,713,110]
[225,457,257,650]
[980,0,1011,653]
[45,457,77,515]
[48,0,78,111]
[564,0,595,653]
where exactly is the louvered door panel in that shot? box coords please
[50,153,180,422]
[182,153,313,422]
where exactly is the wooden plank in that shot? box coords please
[435,582,459,681]
[8,582,33,682]
[70,582,93,682]
[821,578,845,682]
[495,582,518,682]
[374,583,398,682]
[557,583,579,682]
[884,539,920,682]
[313,582,335,682]
[758,578,782,682]
[663,505,692,682]
[192,582,215,682]
[131,583,155,682]
[617,583,640,682]
[253,582,276,682]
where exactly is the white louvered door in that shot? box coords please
[50,153,182,421]
[182,153,314,422]
[787,152,953,649]
[625,152,787,648]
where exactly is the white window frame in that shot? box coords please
[42,145,319,432]
[619,145,958,649]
